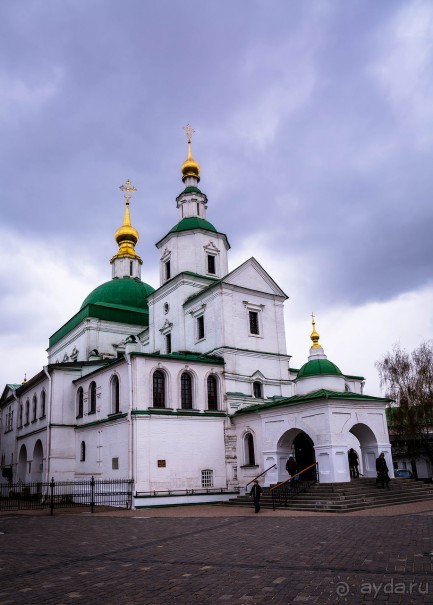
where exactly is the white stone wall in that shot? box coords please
[157,230,229,285]
[48,318,145,363]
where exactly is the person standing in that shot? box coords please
[348,448,359,478]
[376,452,390,488]
[285,456,298,484]
[249,480,263,513]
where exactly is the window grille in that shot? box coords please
[153,371,165,408]
[201,469,213,488]
[249,311,259,335]
[89,382,97,414]
[181,372,193,409]
[207,375,218,410]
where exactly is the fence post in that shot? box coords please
[90,476,95,513]
[50,477,55,516]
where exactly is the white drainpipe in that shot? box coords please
[43,366,52,483]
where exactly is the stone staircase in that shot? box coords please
[226,478,433,512]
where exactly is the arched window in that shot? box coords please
[18,404,23,427]
[32,396,37,421]
[80,441,86,462]
[245,433,256,465]
[25,400,30,424]
[111,375,120,414]
[207,375,218,410]
[253,381,262,398]
[89,382,96,414]
[40,390,46,418]
[153,371,165,408]
[181,372,193,409]
[77,387,84,418]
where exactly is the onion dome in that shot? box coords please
[297,358,342,378]
[181,123,200,183]
[110,179,142,263]
[81,277,154,311]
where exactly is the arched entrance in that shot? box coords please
[17,444,27,483]
[349,423,379,479]
[293,432,316,479]
[32,440,43,483]
[276,428,316,482]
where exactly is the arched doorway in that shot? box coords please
[276,428,316,482]
[17,444,27,483]
[293,432,316,479]
[349,423,379,479]
[32,440,43,483]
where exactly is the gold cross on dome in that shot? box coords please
[182,123,195,143]
[311,312,316,325]
[119,179,137,205]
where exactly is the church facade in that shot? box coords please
[0,132,392,507]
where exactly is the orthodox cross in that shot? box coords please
[119,179,137,205]
[311,312,316,325]
[182,123,195,143]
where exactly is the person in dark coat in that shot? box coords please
[376,452,390,488]
[249,480,263,513]
[348,448,359,478]
[285,456,298,484]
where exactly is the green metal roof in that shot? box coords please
[81,277,155,310]
[182,186,203,194]
[296,358,342,379]
[169,217,217,234]
[131,352,225,364]
[49,303,149,348]
[234,389,391,415]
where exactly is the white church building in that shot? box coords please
[0,131,392,507]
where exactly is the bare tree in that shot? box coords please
[376,341,433,465]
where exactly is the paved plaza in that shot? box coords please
[2,502,433,604]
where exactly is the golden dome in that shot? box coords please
[310,315,322,349]
[111,180,142,262]
[181,140,201,182]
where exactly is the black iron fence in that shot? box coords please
[271,462,319,510]
[0,477,134,514]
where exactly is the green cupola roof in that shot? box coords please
[81,277,155,310]
[297,358,342,379]
[168,217,217,234]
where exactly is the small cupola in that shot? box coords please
[110,179,143,279]
[296,315,345,395]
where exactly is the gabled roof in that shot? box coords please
[234,389,391,415]
[184,257,288,306]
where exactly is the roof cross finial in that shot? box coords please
[119,179,137,206]
[182,123,195,144]
[310,313,321,349]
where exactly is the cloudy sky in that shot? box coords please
[1,0,433,394]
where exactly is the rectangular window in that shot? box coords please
[249,311,260,335]
[165,260,171,280]
[166,333,172,354]
[201,469,213,488]
[207,255,216,275]
[112,457,119,470]
[197,315,205,340]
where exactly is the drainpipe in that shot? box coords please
[11,390,20,481]
[43,366,52,483]
[125,352,134,483]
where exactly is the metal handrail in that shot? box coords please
[270,461,318,491]
[245,464,277,488]
[270,462,319,510]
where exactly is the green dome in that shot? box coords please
[81,278,155,311]
[169,217,217,234]
[297,358,342,379]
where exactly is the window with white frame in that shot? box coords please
[207,254,216,275]
[244,302,264,337]
[201,469,213,488]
